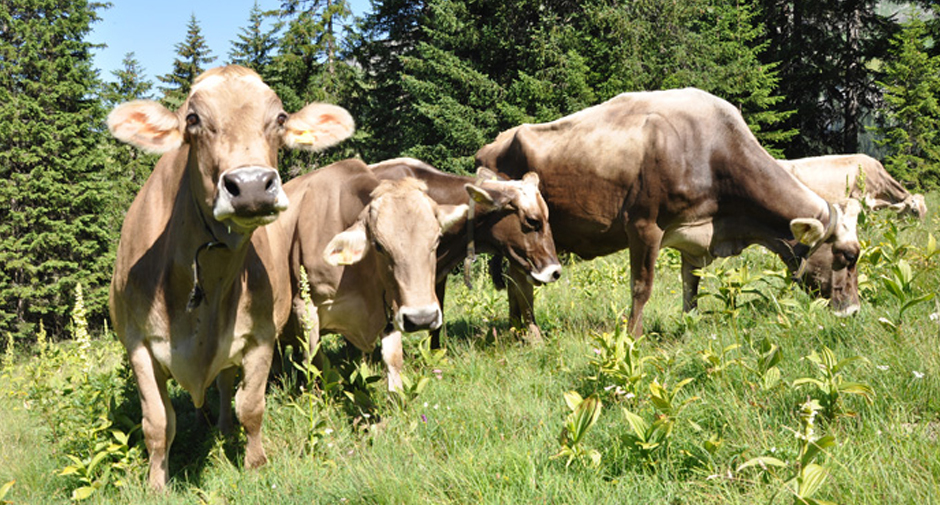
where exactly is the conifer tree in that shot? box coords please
[229,1,280,75]
[872,11,940,189]
[100,53,158,231]
[0,0,115,339]
[158,14,217,108]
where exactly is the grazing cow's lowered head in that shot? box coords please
[324,178,467,333]
[792,199,863,317]
[469,168,561,285]
[107,65,354,237]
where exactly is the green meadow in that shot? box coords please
[1,196,938,504]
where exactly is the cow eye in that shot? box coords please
[276,112,288,126]
[525,217,542,232]
[373,241,385,254]
[186,113,200,127]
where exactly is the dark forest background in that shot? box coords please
[2,0,939,343]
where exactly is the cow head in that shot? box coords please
[107,65,354,235]
[790,199,862,316]
[466,168,562,285]
[324,178,467,333]
[904,194,928,219]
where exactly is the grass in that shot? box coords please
[1,194,939,504]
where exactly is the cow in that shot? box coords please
[475,87,862,337]
[274,159,468,391]
[777,154,927,219]
[107,65,354,489]
[368,157,562,346]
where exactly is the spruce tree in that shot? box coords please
[229,1,280,75]
[872,11,940,189]
[157,14,217,108]
[0,0,115,340]
[100,53,158,232]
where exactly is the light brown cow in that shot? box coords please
[369,157,561,346]
[107,66,354,489]
[476,88,862,337]
[278,159,467,391]
[777,154,927,219]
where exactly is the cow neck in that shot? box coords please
[183,157,248,312]
[792,201,838,281]
[463,196,476,289]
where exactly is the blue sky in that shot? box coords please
[89,0,372,84]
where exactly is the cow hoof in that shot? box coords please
[245,450,268,470]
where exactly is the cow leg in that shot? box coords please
[235,343,273,470]
[626,223,663,336]
[381,328,404,392]
[216,367,237,436]
[430,280,446,349]
[681,254,701,313]
[507,263,542,343]
[128,344,176,490]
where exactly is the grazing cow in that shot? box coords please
[777,154,927,219]
[107,65,354,489]
[277,159,468,391]
[369,157,562,345]
[475,87,862,336]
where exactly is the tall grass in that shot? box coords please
[1,194,938,504]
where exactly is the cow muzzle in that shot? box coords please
[214,166,289,228]
[529,263,562,285]
[396,304,443,333]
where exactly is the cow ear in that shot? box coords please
[437,204,469,233]
[790,218,826,247]
[284,103,355,151]
[107,100,183,153]
[522,171,540,186]
[464,184,510,214]
[475,167,500,182]
[324,221,369,266]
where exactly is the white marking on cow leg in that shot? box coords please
[381,330,404,392]
[128,344,176,490]
[833,303,860,318]
[216,367,237,436]
[235,344,273,470]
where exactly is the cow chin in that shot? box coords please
[225,213,281,231]
[828,268,860,317]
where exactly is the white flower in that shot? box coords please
[423,402,429,408]
[877,365,889,371]
[913,370,925,379]
[931,312,939,323]
[324,428,334,435]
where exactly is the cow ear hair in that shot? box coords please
[464,184,510,214]
[284,103,355,151]
[437,204,469,233]
[522,171,540,186]
[107,100,183,153]
[790,218,826,247]
[324,220,369,266]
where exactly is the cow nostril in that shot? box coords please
[552,269,561,280]
[224,177,240,197]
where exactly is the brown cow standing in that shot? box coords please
[476,87,862,337]
[277,160,467,391]
[777,154,927,219]
[107,66,354,489]
[369,157,562,346]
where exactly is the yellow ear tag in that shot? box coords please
[294,130,318,145]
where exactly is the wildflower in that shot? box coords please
[931,312,939,323]
[913,370,925,379]
[593,348,602,355]
[421,414,427,423]
[433,369,443,379]
[877,365,889,371]
[324,428,334,435]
